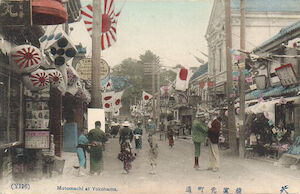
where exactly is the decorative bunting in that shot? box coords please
[245,77,253,83]
[233,76,239,81]
[239,62,246,68]
[233,71,239,76]
[242,69,249,75]
[234,55,241,61]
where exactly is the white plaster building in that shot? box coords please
[205,0,300,104]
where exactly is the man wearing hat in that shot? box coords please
[118,121,135,174]
[87,121,108,175]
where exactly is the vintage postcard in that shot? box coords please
[1,0,300,194]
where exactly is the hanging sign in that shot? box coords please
[275,63,298,87]
[76,58,110,81]
[0,0,31,26]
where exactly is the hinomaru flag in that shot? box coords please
[113,90,124,110]
[175,68,192,91]
[142,91,152,103]
[102,91,115,112]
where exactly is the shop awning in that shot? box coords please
[246,84,300,100]
[246,96,300,121]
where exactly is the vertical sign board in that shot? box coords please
[0,0,32,26]
[275,63,298,87]
[88,108,105,132]
[25,131,50,149]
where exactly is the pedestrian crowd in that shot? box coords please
[75,115,222,176]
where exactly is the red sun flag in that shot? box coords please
[104,96,112,101]
[105,103,110,108]
[179,68,188,81]
[144,95,149,100]
[115,99,120,105]
[80,0,121,50]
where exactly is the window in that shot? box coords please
[0,72,23,148]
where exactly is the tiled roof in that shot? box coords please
[252,20,300,53]
[190,63,208,82]
[231,0,300,12]
[246,84,300,100]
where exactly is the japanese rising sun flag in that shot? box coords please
[142,91,152,103]
[175,68,192,91]
[113,90,124,110]
[102,91,115,111]
[81,0,121,50]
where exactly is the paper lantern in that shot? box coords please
[10,45,41,73]
[23,69,49,91]
[225,110,228,117]
[46,69,63,88]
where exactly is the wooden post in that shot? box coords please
[239,0,246,158]
[225,0,237,155]
[49,88,63,157]
[91,0,102,108]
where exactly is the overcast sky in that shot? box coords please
[69,0,213,68]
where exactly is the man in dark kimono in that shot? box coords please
[87,121,108,175]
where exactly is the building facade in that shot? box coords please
[205,0,300,106]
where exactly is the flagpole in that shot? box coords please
[91,0,102,108]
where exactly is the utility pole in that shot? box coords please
[239,0,246,158]
[157,62,161,132]
[152,62,156,121]
[225,0,237,154]
[91,0,102,107]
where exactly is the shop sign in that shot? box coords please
[25,131,50,149]
[275,63,298,87]
[0,0,31,26]
[76,58,110,81]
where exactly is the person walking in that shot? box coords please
[167,127,174,148]
[118,121,135,174]
[87,121,108,175]
[133,121,143,155]
[76,129,89,176]
[147,119,158,174]
[191,116,208,169]
[207,116,221,172]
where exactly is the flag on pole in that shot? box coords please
[113,90,124,110]
[142,91,152,102]
[103,79,113,91]
[175,68,192,91]
[102,91,115,111]
[80,0,121,50]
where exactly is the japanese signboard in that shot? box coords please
[275,63,298,87]
[25,131,50,149]
[0,0,31,26]
[76,58,110,81]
